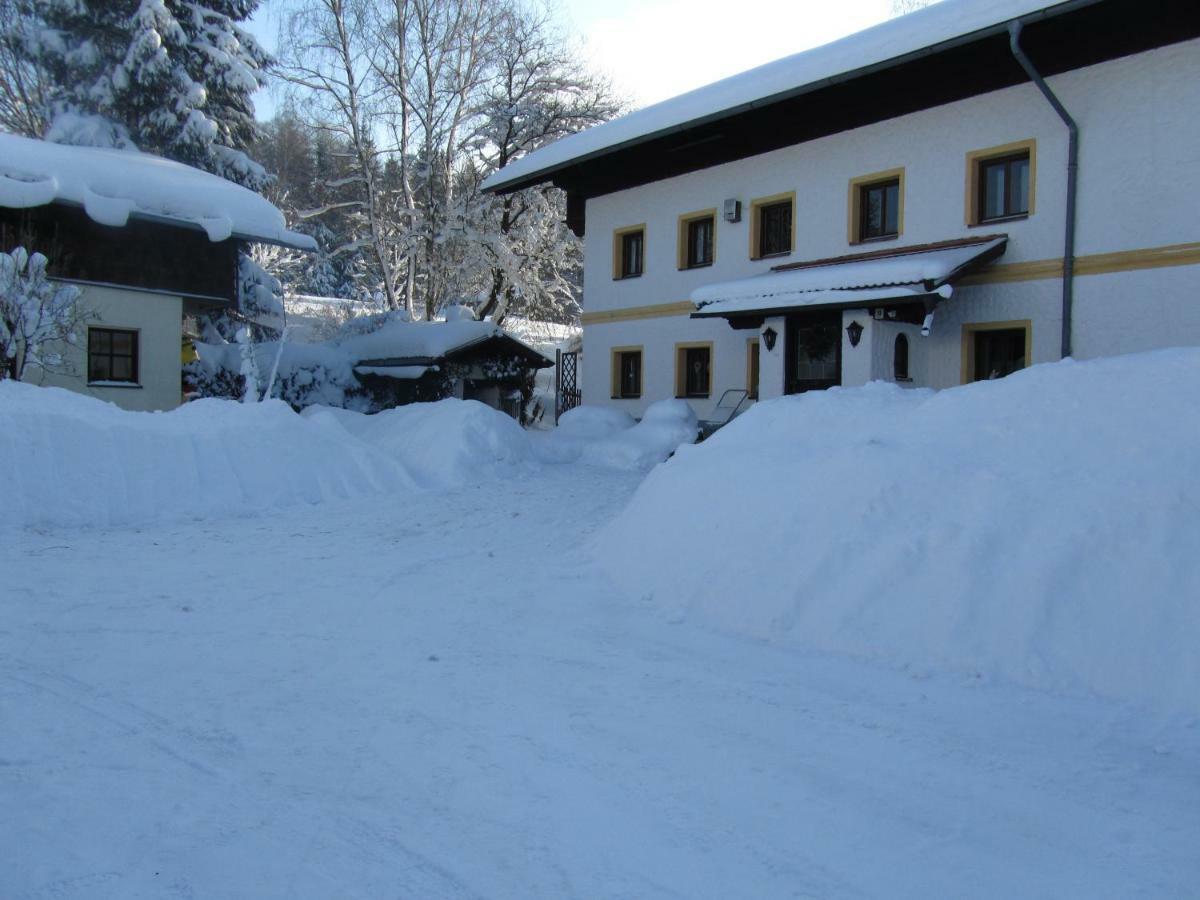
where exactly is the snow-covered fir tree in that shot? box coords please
[28,0,271,190]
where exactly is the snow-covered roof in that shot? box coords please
[341,318,552,366]
[0,134,317,250]
[692,236,1006,317]
[483,0,1065,193]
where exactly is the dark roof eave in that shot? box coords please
[483,0,1101,195]
[29,198,316,251]
[691,292,935,319]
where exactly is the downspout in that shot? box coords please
[1009,20,1078,358]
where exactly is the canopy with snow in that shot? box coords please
[0,134,315,250]
[691,235,1007,321]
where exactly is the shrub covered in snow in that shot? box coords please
[0,246,85,381]
[594,350,1200,716]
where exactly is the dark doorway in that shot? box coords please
[785,311,842,394]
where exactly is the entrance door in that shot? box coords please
[785,310,842,394]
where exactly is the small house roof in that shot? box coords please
[0,134,316,251]
[692,234,1007,318]
[343,318,553,369]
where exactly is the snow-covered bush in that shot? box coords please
[0,246,85,381]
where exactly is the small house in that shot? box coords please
[0,134,315,411]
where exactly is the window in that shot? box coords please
[858,179,901,241]
[893,333,910,381]
[88,327,139,384]
[966,140,1036,225]
[611,346,643,398]
[749,193,794,259]
[612,225,645,279]
[674,342,712,398]
[677,210,716,269]
[746,338,760,399]
[961,321,1031,383]
[978,154,1030,221]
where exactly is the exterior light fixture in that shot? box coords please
[762,326,778,351]
[846,320,864,348]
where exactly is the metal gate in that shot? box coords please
[555,349,581,424]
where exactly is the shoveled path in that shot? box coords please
[3,465,1198,898]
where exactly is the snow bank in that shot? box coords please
[0,381,412,531]
[595,350,1200,716]
[303,399,534,489]
[535,400,696,470]
[0,386,539,531]
[0,133,314,249]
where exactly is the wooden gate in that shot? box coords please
[555,349,581,424]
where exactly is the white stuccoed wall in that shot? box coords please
[580,37,1200,408]
[29,284,184,412]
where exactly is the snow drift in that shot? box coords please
[595,349,1200,716]
[0,384,538,531]
[303,399,534,489]
[534,400,698,471]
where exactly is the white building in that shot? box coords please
[0,135,315,411]
[483,0,1200,418]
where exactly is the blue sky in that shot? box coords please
[245,0,898,120]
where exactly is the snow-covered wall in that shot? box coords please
[580,38,1200,412]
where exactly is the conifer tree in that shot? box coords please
[29,0,271,189]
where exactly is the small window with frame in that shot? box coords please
[750,193,794,259]
[675,343,712,398]
[88,327,139,384]
[613,226,645,279]
[611,347,642,398]
[678,211,716,269]
[967,141,1035,225]
[858,178,900,241]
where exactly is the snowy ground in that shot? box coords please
[4,462,1199,899]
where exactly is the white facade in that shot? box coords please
[27,284,186,412]
[580,39,1200,416]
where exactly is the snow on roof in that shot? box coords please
[483,0,1062,192]
[692,236,1006,316]
[0,134,317,250]
[340,317,551,365]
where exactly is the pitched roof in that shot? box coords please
[482,0,1080,194]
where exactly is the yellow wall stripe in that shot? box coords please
[582,241,1200,324]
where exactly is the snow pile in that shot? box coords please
[304,399,534,489]
[0,381,413,531]
[0,134,314,249]
[535,400,696,471]
[0,385,542,531]
[595,350,1200,716]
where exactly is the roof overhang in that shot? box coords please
[691,234,1007,321]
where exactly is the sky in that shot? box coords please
[245,0,902,120]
